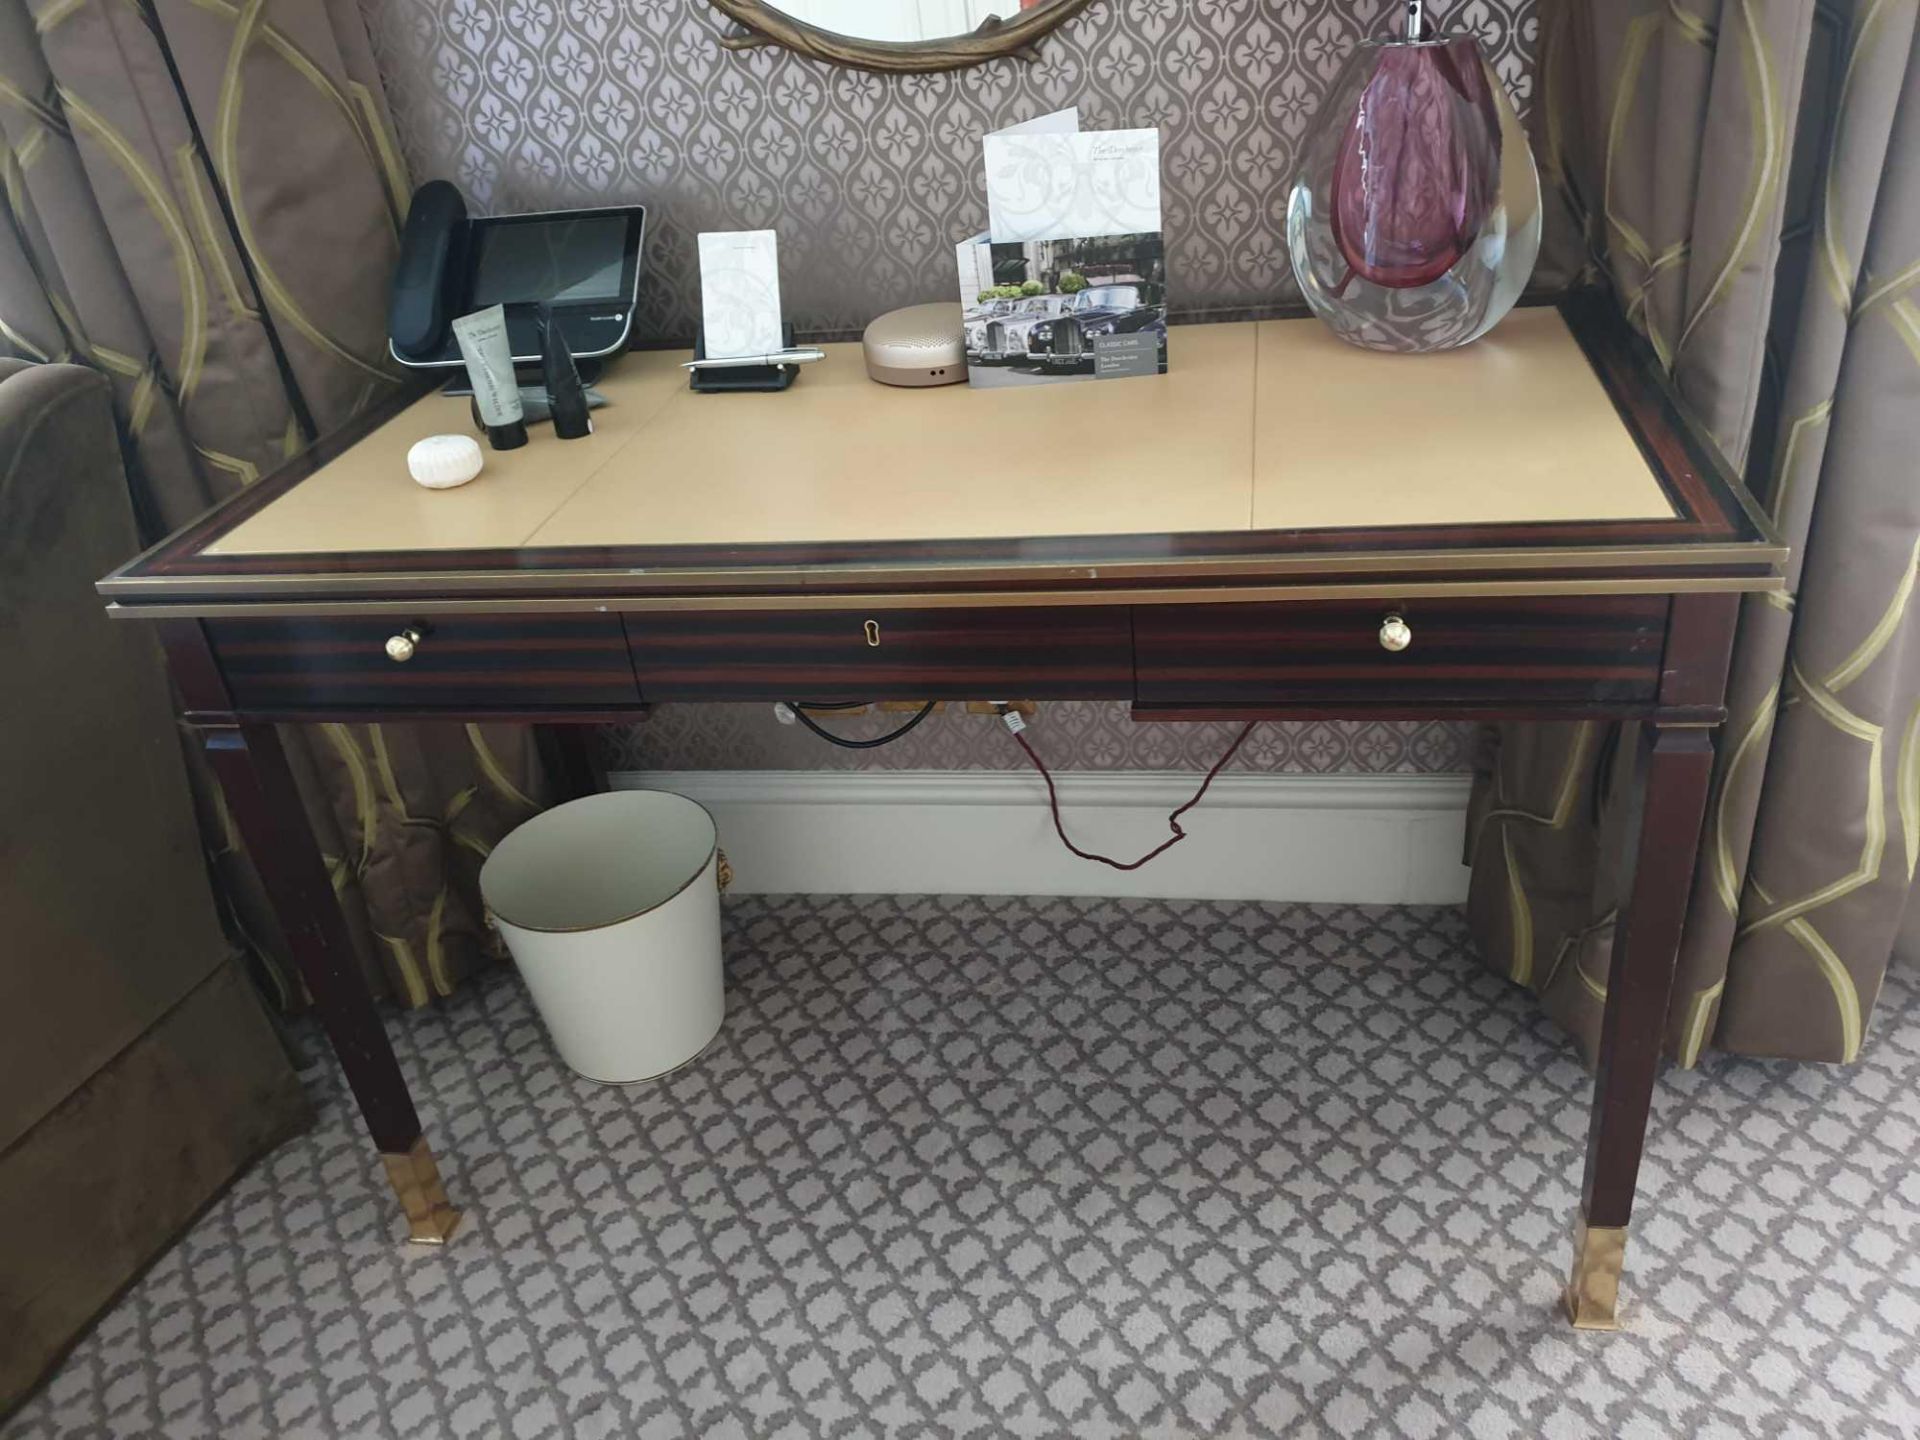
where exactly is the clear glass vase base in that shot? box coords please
[1286,35,1543,354]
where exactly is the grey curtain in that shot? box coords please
[0,0,548,1006]
[1471,0,1920,1065]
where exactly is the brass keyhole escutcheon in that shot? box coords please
[864,619,881,648]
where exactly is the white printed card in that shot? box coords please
[983,128,1161,244]
[697,230,783,358]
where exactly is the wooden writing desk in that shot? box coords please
[102,293,1785,1329]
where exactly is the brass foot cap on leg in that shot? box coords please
[1564,1220,1626,1330]
[381,1138,464,1246]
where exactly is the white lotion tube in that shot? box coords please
[451,305,527,450]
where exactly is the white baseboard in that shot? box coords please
[610,769,1471,904]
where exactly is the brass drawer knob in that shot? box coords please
[385,627,425,663]
[1378,614,1412,653]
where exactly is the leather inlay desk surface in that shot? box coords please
[204,309,1673,559]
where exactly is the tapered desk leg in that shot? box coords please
[535,722,609,801]
[203,722,461,1245]
[1566,725,1713,1328]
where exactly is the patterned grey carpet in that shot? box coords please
[8,897,1919,1439]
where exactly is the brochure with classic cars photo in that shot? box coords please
[956,231,1168,388]
[957,109,1166,389]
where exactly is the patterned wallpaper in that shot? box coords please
[357,0,1539,774]
[361,0,1539,340]
[605,703,1474,773]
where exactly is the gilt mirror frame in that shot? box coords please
[707,0,1098,73]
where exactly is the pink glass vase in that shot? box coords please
[1287,28,1541,352]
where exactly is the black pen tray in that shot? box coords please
[689,323,798,393]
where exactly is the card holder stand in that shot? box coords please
[689,323,799,393]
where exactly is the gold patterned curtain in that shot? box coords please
[1471,0,1920,1065]
[0,0,547,1006]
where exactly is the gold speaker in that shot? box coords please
[862,302,967,387]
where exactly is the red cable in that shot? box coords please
[1008,720,1259,872]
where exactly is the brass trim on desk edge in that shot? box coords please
[1718,463,1787,552]
[106,573,1789,621]
[99,540,1790,602]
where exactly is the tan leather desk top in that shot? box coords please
[205,308,1674,558]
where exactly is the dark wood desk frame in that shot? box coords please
[101,292,1784,1330]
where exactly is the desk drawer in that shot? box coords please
[206,615,641,711]
[1135,597,1668,708]
[625,607,1133,702]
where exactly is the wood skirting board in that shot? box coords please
[610,770,1473,904]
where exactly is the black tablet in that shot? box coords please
[388,195,646,369]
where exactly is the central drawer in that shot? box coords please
[1135,596,1669,708]
[206,615,641,712]
[624,606,1134,702]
